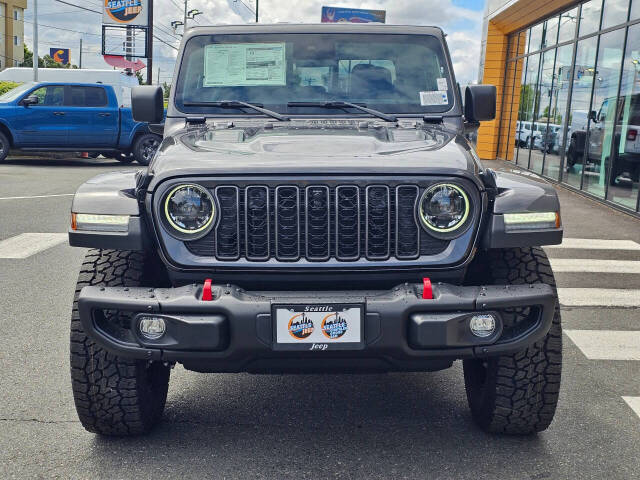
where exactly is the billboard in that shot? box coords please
[103,0,149,26]
[321,7,386,23]
[50,48,70,65]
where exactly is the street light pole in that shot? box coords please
[147,0,153,84]
[184,0,188,31]
[33,0,38,80]
[256,0,259,22]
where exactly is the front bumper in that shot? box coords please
[78,282,557,373]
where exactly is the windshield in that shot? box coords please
[174,33,455,116]
[0,82,34,102]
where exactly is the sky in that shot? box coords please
[22,0,486,85]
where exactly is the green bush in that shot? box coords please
[0,81,20,96]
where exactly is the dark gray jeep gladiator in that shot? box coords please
[68,24,564,436]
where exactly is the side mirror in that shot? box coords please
[132,86,164,123]
[464,85,496,123]
[589,110,597,122]
[21,95,39,107]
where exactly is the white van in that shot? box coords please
[0,68,138,106]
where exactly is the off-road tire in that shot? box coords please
[0,131,10,161]
[70,249,171,436]
[133,133,161,166]
[463,247,562,435]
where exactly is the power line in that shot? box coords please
[52,0,101,14]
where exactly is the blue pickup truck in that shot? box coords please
[0,82,162,165]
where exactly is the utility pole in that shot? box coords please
[256,0,259,22]
[157,67,160,85]
[79,37,82,69]
[146,0,153,84]
[33,0,38,80]
[184,0,188,32]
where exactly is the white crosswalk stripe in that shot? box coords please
[551,258,640,274]
[564,330,640,361]
[546,238,640,250]
[0,233,68,259]
[623,397,640,420]
[557,288,640,307]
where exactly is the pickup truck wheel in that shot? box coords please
[0,131,9,161]
[133,134,161,166]
[70,249,171,436]
[463,247,562,435]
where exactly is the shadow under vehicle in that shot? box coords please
[66,24,564,437]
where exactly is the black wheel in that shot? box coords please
[463,247,562,435]
[0,131,10,161]
[116,152,134,164]
[70,249,171,436]
[133,134,161,166]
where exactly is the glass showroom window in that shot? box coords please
[531,47,557,175]
[582,28,625,199]
[558,7,579,44]
[579,0,603,37]
[602,0,630,29]
[517,54,540,167]
[607,22,640,210]
[543,44,574,181]
[563,36,598,189]
[632,0,640,20]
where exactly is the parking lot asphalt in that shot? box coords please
[1,157,639,480]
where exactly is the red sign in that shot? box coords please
[103,54,146,71]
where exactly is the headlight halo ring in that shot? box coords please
[163,183,216,239]
[418,183,471,237]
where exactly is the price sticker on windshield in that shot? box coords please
[420,91,449,106]
[437,78,448,91]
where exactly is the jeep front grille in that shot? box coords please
[184,182,450,262]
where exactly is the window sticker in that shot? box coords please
[204,43,286,87]
[437,77,448,91]
[420,91,449,106]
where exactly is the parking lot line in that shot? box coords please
[550,259,640,274]
[564,330,640,360]
[557,288,640,307]
[546,238,640,250]
[622,397,640,420]
[0,193,74,201]
[0,233,68,259]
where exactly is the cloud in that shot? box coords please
[22,0,484,84]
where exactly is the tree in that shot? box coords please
[22,44,78,69]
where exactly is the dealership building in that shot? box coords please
[478,0,640,215]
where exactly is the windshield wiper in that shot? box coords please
[287,101,397,122]
[182,100,289,121]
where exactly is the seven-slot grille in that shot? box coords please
[185,183,450,262]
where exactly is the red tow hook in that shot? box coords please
[422,277,433,300]
[202,278,213,301]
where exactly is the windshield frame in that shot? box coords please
[170,27,460,120]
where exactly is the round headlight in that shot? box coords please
[419,183,470,235]
[164,184,215,237]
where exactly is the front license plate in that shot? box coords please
[272,304,364,351]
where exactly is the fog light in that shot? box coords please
[138,316,166,340]
[469,314,496,338]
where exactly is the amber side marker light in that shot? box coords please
[71,213,130,232]
[503,212,561,232]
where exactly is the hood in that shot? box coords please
[149,121,480,189]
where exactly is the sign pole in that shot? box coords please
[33,0,38,80]
[147,0,153,84]
[79,37,83,69]
[256,0,259,22]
